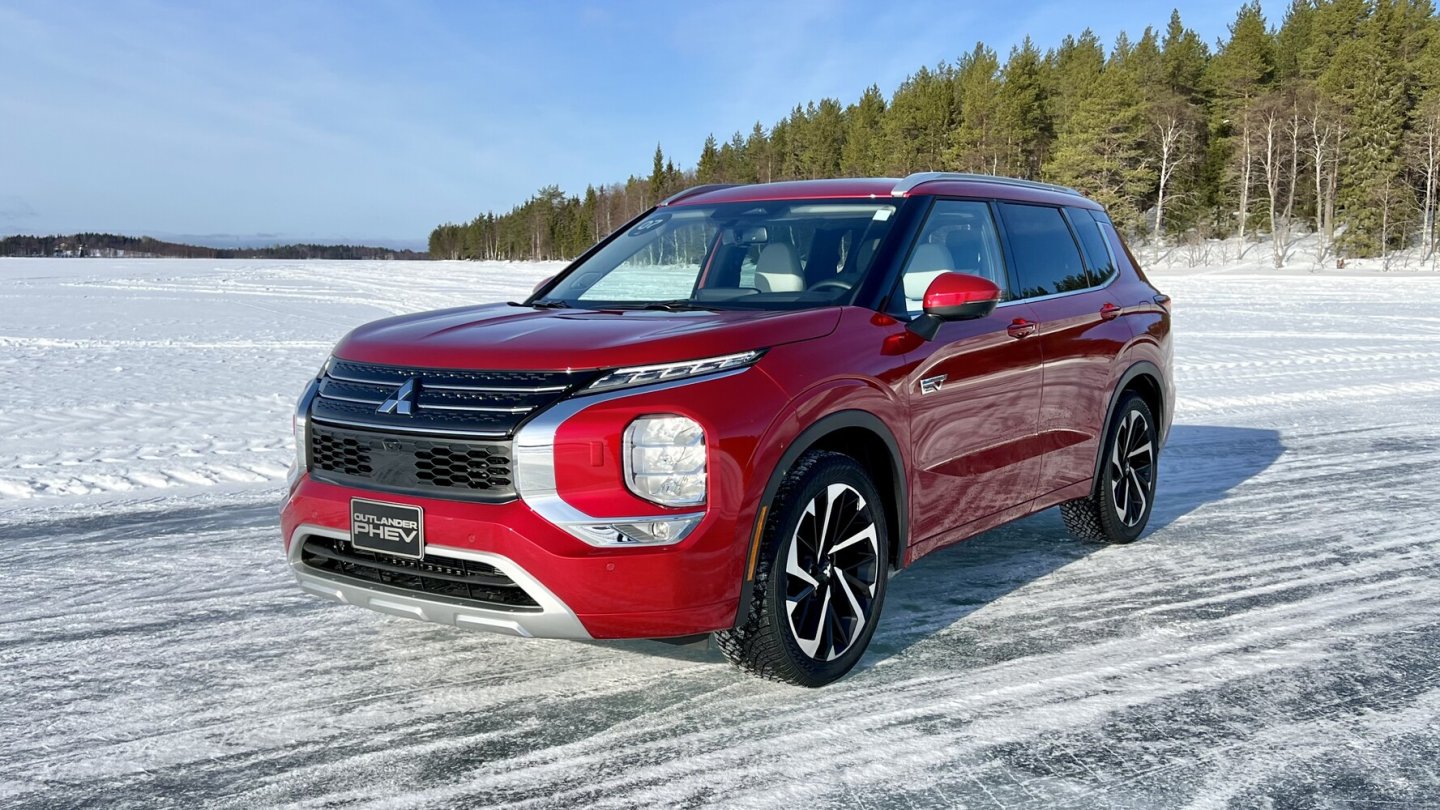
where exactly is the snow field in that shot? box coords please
[1,258,1438,807]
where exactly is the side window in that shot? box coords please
[996,203,1089,298]
[1067,207,1117,286]
[896,200,1008,315]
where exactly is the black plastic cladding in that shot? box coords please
[308,423,516,502]
[299,535,541,611]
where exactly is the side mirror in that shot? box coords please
[908,273,1002,341]
[532,275,554,295]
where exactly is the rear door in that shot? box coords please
[897,199,1046,545]
[994,202,1135,491]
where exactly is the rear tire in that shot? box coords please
[715,450,889,687]
[1061,392,1158,544]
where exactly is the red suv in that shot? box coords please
[281,173,1173,686]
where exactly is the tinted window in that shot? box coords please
[997,203,1089,298]
[1068,207,1117,285]
[896,200,1008,314]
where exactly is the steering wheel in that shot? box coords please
[809,278,854,294]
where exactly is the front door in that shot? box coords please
[896,200,1046,546]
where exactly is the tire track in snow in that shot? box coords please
[2,264,1440,807]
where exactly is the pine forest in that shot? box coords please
[429,1,1440,270]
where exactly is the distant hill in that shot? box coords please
[0,233,429,260]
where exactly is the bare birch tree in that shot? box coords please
[1148,95,1198,242]
[1410,92,1440,259]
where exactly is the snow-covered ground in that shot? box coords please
[3,257,1439,807]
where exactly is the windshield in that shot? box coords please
[536,199,897,310]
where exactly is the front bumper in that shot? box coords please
[282,362,791,640]
[288,523,593,638]
[282,475,747,639]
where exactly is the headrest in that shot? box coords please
[755,243,804,293]
[902,243,954,300]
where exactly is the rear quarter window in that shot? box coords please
[1067,207,1117,286]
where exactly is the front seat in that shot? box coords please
[902,243,955,312]
[754,243,805,293]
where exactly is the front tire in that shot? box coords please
[1061,392,1158,544]
[715,450,889,687]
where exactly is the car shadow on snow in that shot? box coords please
[617,424,1284,671]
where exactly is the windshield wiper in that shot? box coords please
[633,300,714,312]
[526,298,571,309]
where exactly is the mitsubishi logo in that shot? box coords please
[377,378,418,415]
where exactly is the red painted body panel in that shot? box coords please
[280,177,1173,640]
[1030,285,1140,487]
[333,304,841,370]
[903,303,1045,544]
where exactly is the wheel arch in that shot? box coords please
[731,409,908,629]
[1093,361,1167,489]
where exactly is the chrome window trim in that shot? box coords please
[288,523,592,639]
[995,269,1119,308]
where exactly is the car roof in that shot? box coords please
[664,173,1102,211]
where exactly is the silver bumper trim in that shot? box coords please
[288,524,592,639]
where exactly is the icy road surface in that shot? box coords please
[2,258,1439,808]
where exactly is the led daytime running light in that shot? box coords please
[587,350,764,393]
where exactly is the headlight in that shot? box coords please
[624,415,706,507]
[586,350,764,394]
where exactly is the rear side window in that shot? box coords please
[1067,207,1117,285]
[997,203,1088,298]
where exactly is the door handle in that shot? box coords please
[1007,318,1038,339]
[1100,302,1121,321]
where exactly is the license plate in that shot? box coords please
[349,498,425,559]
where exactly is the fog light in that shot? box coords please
[569,517,702,546]
[625,415,706,507]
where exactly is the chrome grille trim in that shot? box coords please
[309,360,595,438]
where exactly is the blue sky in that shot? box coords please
[0,1,1273,248]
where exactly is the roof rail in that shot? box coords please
[658,183,739,206]
[891,172,1081,198]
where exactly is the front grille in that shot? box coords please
[310,359,594,437]
[299,534,541,611]
[308,423,514,501]
[312,431,372,476]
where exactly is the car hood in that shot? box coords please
[332,303,842,370]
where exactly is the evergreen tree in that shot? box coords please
[746,122,770,183]
[802,98,846,178]
[1205,2,1275,237]
[881,64,956,173]
[999,38,1053,176]
[696,134,721,184]
[1162,9,1211,102]
[1324,1,1414,256]
[1046,37,1157,233]
[946,43,1006,173]
[1048,29,1106,125]
[648,144,666,206]
[841,85,888,176]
